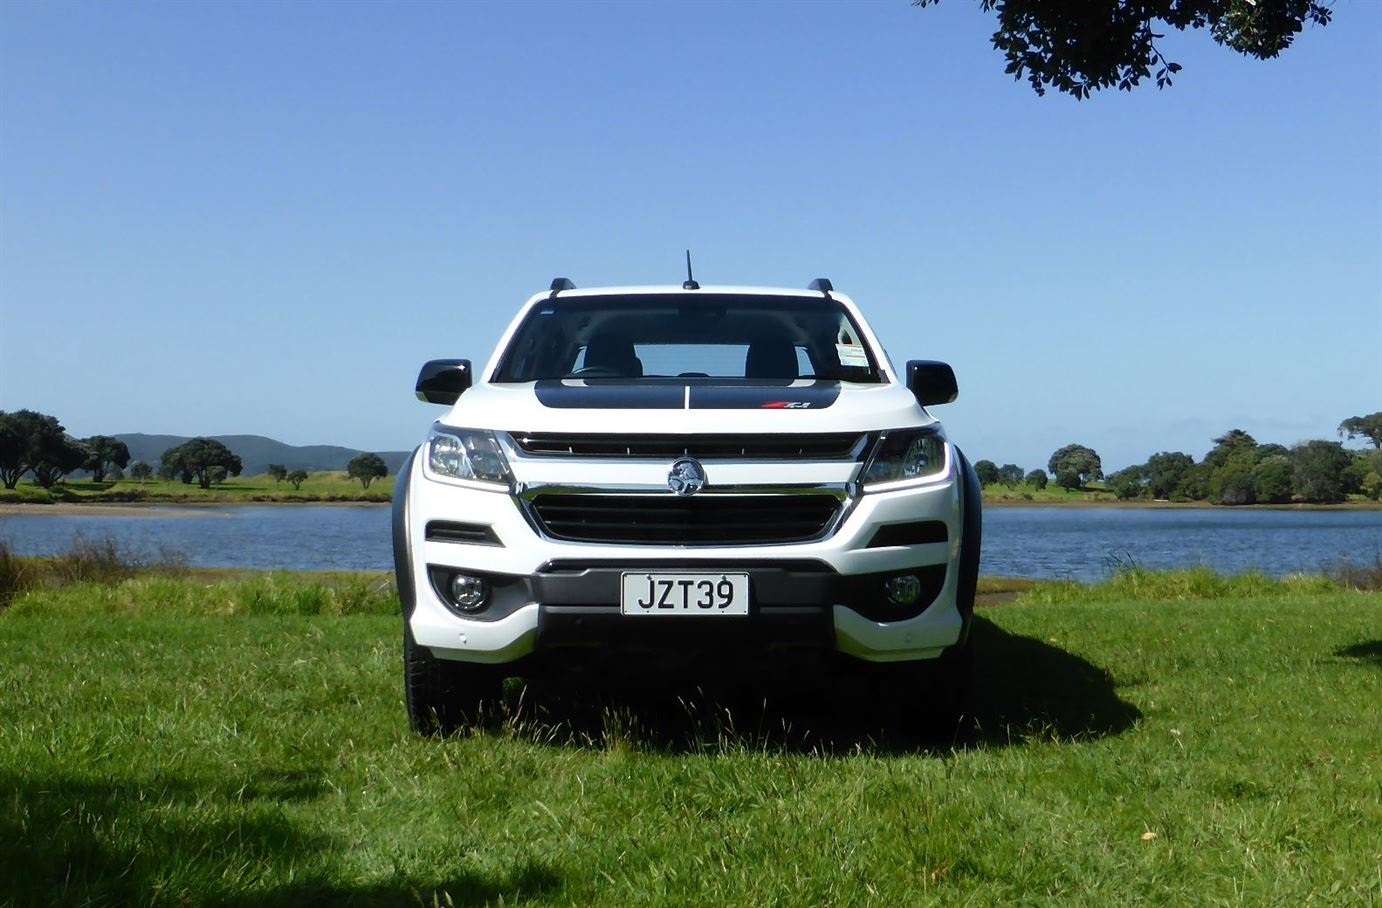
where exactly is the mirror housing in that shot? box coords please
[415,359,472,405]
[905,360,958,406]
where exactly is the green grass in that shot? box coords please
[982,481,1118,504]
[0,471,395,505]
[1,570,1379,905]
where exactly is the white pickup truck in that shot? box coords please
[394,278,982,734]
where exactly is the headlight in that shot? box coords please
[862,430,947,488]
[425,427,512,489]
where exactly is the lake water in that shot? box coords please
[1,504,1379,582]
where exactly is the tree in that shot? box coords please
[1363,471,1382,502]
[160,438,243,489]
[1048,444,1102,490]
[997,463,1024,489]
[347,452,389,489]
[1144,451,1195,500]
[0,412,25,489]
[974,459,1000,486]
[1209,454,1256,505]
[1290,440,1352,503]
[267,464,288,486]
[129,461,153,482]
[1108,466,1147,501]
[1205,429,1257,468]
[1344,451,1382,499]
[1024,468,1048,490]
[31,435,87,488]
[1251,455,1293,504]
[0,410,83,489]
[207,465,229,486]
[79,435,130,483]
[1339,413,1382,450]
[913,0,1332,99]
[1176,462,1213,501]
[287,469,308,491]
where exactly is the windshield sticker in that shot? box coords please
[836,344,869,368]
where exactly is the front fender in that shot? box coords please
[392,447,419,618]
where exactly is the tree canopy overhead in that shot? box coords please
[913,0,1333,98]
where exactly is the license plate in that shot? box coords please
[619,572,750,616]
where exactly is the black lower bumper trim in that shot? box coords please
[423,558,949,627]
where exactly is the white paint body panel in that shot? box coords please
[402,284,971,666]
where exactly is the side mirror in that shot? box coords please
[415,359,472,405]
[906,360,958,406]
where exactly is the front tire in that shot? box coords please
[403,623,503,736]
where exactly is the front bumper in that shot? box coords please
[400,453,967,667]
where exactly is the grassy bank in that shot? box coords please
[979,482,1382,508]
[982,482,1117,504]
[0,471,395,505]
[6,475,1378,510]
[1,559,1378,905]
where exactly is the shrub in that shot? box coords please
[1331,555,1382,592]
[0,535,185,607]
[0,539,31,608]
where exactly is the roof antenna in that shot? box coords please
[683,250,700,290]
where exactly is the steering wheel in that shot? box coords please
[568,366,623,378]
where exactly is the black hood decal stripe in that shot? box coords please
[689,383,840,410]
[533,380,841,410]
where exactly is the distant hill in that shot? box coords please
[116,433,412,478]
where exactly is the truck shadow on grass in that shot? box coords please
[498,615,1142,755]
[0,769,559,907]
[1335,639,1382,667]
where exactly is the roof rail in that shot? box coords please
[808,278,834,294]
[549,277,575,298]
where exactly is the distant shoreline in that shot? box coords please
[982,498,1382,511]
[0,500,389,517]
[3,497,1378,518]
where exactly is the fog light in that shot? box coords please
[449,574,490,612]
[884,574,921,606]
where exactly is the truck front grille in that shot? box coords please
[528,494,843,545]
[510,433,867,460]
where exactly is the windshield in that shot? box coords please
[494,294,883,383]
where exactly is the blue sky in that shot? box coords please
[1,0,1378,473]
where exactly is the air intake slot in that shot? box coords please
[425,521,502,546]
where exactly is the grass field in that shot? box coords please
[1,565,1378,905]
[0,471,395,505]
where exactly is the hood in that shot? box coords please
[439,379,936,435]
